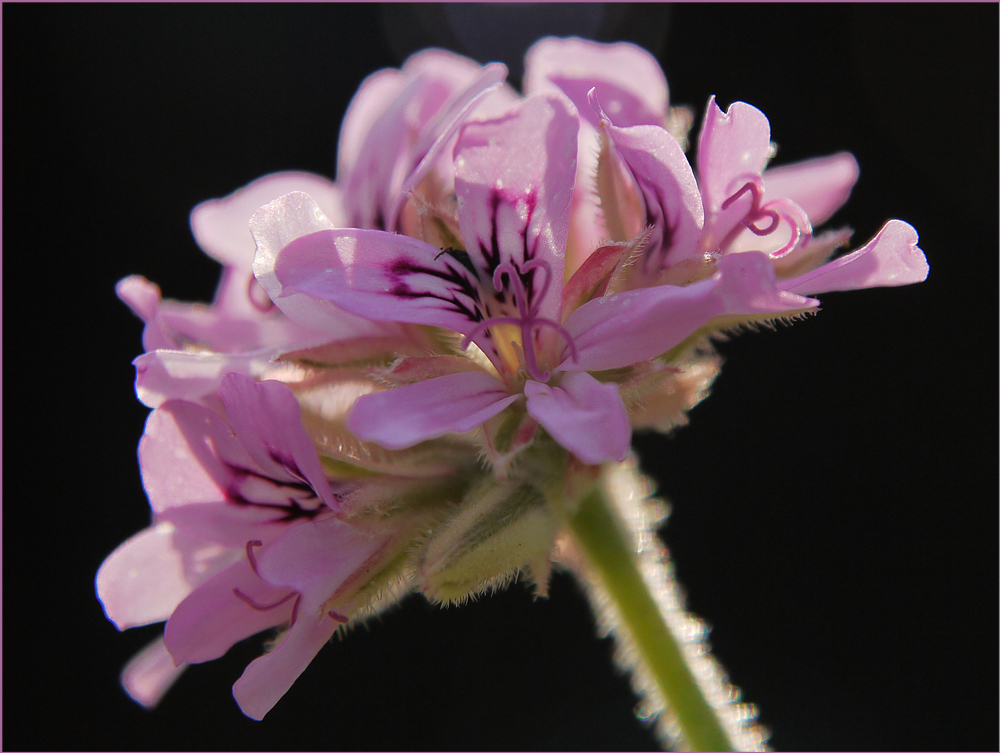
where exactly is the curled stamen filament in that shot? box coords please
[233,588,298,612]
[245,539,264,578]
[461,258,578,382]
[720,179,810,256]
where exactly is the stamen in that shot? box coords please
[460,315,524,350]
[232,588,298,612]
[720,180,761,212]
[719,179,810,258]
[245,540,264,578]
[466,258,579,382]
[746,208,780,235]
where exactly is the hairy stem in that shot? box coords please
[565,475,738,751]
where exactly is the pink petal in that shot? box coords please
[120,637,188,709]
[141,401,317,547]
[341,49,488,229]
[133,349,263,409]
[140,400,251,514]
[561,251,818,371]
[347,370,517,450]
[697,97,772,250]
[337,67,406,182]
[387,62,509,231]
[218,373,338,510]
[251,192,399,339]
[455,92,579,323]
[524,372,630,464]
[782,220,928,296]
[270,223,485,335]
[524,37,669,129]
[164,558,295,665]
[116,275,162,323]
[256,516,391,611]
[595,94,704,270]
[232,612,339,720]
[763,152,859,226]
[96,522,239,630]
[191,172,346,270]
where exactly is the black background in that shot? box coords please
[3,3,997,751]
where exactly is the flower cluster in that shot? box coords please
[98,37,927,731]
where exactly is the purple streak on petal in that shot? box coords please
[347,371,518,450]
[781,220,928,296]
[455,92,579,324]
[561,251,818,371]
[232,612,339,721]
[164,557,296,665]
[762,152,859,227]
[524,373,630,464]
[341,49,490,230]
[591,90,704,271]
[141,401,327,548]
[272,226,490,341]
[120,637,188,710]
[218,374,339,511]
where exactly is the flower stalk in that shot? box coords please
[567,484,732,750]
[562,460,765,751]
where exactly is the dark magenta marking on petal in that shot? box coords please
[224,462,323,524]
[327,610,349,623]
[290,594,302,627]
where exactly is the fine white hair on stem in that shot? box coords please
[556,455,769,751]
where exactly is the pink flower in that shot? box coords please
[591,90,928,295]
[101,37,930,729]
[256,93,821,466]
[97,372,431,719]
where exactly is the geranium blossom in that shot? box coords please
[256,94,822,465]
[99,35,927,744]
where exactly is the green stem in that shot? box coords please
[566,484,734,752]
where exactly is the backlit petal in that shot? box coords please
[455,93,579,322]
[120,637,188,709]
[562,251,817,371]
[525,372,630,464]
[218,373,338,510]
[271,224,486,335]
[697,97,771,250]
[524,37,668,129]
[348,371,517,450]
[164,558,295,665]
[782,220,928,296]
[191,172,346,270]
[251,192,398,339]
[96,522,239,630]
[762,152,859,226]
[232,613,339,720]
